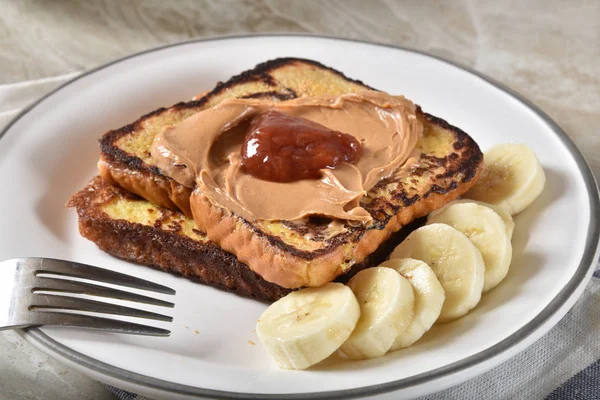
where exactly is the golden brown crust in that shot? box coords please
[98,155,193,216]
[94,58,484,288]
[192,166,478,288]
[67,177,416,302]
[100,110,483,288]
[98,58,369,184]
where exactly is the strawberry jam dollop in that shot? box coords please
[241,110,362,183]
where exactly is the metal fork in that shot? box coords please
[1,258,175,336]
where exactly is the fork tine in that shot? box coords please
[31,294,173,322]
[32,277,175,307]
[26,258,175,295]
[29,312,171,336]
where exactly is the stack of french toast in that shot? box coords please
[68,58,485,303]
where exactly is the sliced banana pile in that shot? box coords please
[340,267,415,359]
[380,258,445,350]
[391,223,485,322]
[256,143,545,370]
[256,283,360,370]
[464,143,546,215]
[427,202,512,293]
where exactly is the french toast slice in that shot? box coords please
[97,58,483,289]
[67,177,419,303]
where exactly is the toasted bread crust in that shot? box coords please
[193,163,479,288]
[100,109,482,288]
[99,58,370,186]
[98,156,193,215]
[95,58,483,288]
[67,177,417,302]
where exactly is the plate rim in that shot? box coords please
[3,33,599,399]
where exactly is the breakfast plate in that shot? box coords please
[1,35,598,399]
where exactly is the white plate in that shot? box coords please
[1,35,599,399]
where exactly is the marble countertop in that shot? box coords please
[1,1,599,399]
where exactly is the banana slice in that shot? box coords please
[429,199,515,239]
[256,282,360,370]
[340,267,414,359]
[380,258,445,350]
[427,202,512,293]
[391,224,485,322]
[464,143,546,215]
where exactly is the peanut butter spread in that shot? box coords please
[151,90,422,223]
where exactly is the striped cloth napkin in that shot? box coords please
[2,74,599,400]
